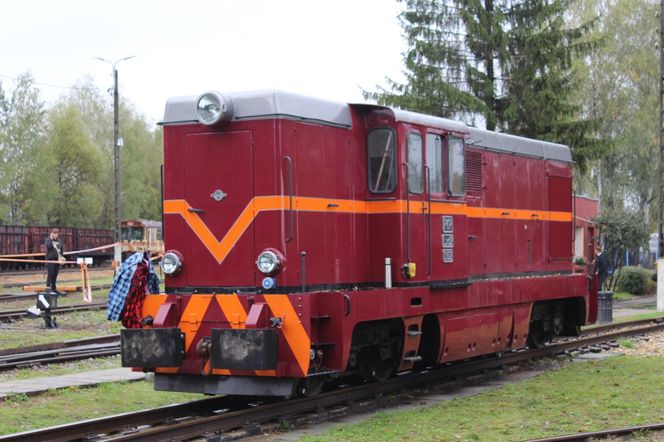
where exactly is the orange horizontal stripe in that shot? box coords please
[164,197,572,264]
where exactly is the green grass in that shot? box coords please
[0,380,204,435]
[2,274,114,291]
[0,311,121,350]
[0,356,122,382]
[305,356,664,442]
[611,291,634,301]
[617,338,635,349]
[1,288,110,310]
[583,311,664,331]
[612,311,664,323]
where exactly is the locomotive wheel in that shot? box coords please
[552,307,565,336]
[370,360,394,382]
[526,321,546,349]
[365,360,394,382]
[294,376,325,397]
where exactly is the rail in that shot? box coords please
[0,302,107,323]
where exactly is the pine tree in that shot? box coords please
[366,0,508,129]
[503,0,603,172]
[367,0,604,171]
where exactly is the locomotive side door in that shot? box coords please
[426,133,468,283]
[404,130,427,276]
[182,131,255,287]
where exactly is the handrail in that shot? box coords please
[425,165,432,276]
[401,162,411,262]
[282,156,294,243]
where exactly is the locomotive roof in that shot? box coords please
[162,89,572,163]
[467,127,572,163]
[162,89,353,128]
[361,105,572,163]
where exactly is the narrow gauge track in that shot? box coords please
[0,284,112,303]
[0,302,107,323]
[2,317,662,375]
[580,316,664,335]
[0,265,112,279]
[1,277,113,290]
[0,335,120,371]
[2,320,663,442]
[530,422,664,441]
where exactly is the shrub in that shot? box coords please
[615,266,656,295]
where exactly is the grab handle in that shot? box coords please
[283,156,294,243]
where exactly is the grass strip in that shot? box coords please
[305,355,664,442]
[0,311,121,350]
[0,380,203,435]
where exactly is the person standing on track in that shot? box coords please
[45,228,65,293]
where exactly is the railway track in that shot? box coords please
[0,265,112,279]
[0,284,112,303]
[581,316,664,335]
[0,301,107,323]
[0,335,120,371]
[1,318,662,441]
[530,422,664,441]
[1,317,659,374]
[0,276,113,290]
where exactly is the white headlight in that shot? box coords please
[161,251,183,275]
[195,91,234,126]
[256,250,281,275]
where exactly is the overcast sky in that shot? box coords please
[1,0,406,125]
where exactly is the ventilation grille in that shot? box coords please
[526,240,533,266]
[466,151,484,193]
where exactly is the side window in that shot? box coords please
[368,128,397,193]
[426,133,443,194]
[448,136,465,196]
[407,132,423,194]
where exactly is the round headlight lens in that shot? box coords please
[161,251,183,275]
[195,91,234,126]
[256,250,280,275]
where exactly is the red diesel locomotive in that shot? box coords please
[121,90,598,397]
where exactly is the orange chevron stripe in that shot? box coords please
[142,294,168,318]
[264,294,310,376]
[179,295,213,352]
[215,294,247,329]
[164,196,572,265]
[211,294,277,376]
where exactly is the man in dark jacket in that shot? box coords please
[45,228,64,292]
[594,250,609,291]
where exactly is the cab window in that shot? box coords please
[426,133,444,194]
[368,128,397,193]
[121,226,144,241]
[407,132,423,194]
[448,136,465,196]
